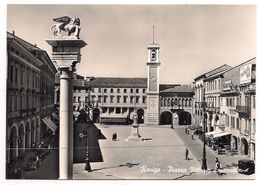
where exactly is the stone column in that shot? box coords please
[59,69,73,179]
[47,38,87,179]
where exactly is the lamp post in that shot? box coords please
[201,101,208,171]
[82,76,95,172]
[195,101,208,170]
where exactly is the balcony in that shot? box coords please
[236,106,250,118]
[236,106,250,113]
[207,107,220,113]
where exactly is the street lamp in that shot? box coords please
[195,101,208,171]
[81,76,95,172]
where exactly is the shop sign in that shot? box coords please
[240,64,252,84]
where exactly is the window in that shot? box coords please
[136,89,139,93]
[143,89,146,93]
[27,70,29,85]
[236,118,240,130]
[252,96,255,108]
[130,96,134,103]
[73,96,76,103]
[123,96,127,103]
[14,67,18,83]
[110,96,114,103]
[10,65,14,82]
[78,97,81,103]
[130,89,133,93]
[8,95,12,112]
[98,88,101,93]
[124,89,127,93]
[231,117,235,129]
[110,88,114,93]
[73,106,76,111]
[116,108,121,114]
[104,88,107,93]
[142,96,146,103]
[136,96,139,103]
[252,119,256,134]
[21,70,23,84]
[98,96,102,102]
[14,95,17,111]
[218,79,221,89]
[103,96,107,103]
[117,96,121,103]
[117,89,120,93]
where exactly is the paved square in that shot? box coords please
[73,124,200,179]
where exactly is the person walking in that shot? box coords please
[215,158,221,175]
[185,147,189,160]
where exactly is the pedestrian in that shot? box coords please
[191,132,194,140]
[185,147,189,160]
[112,132,117,141]
[215,158,221,175]
[14,167,22,179]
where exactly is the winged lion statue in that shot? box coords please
[51,16,81,38]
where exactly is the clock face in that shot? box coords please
[151,76,157,82]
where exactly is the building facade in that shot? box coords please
[220,57,256,160]
[193,64,232,131]
[159,85,194,126]
[6,32,57,164]
[55,76,195,126]
[193,57,256,160]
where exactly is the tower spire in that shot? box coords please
[153,25,155,44]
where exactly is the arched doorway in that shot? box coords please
[36,118,41,142]
[93,108,100,123]
[179,111,191,125]
[25,121,31,150]
[241,138,249,155]
[9,126,18,163]
[160,111,172,125]
[18,124,25,158]
[231,136,238,150]
[137,109,144,124]
[31,119,36,147]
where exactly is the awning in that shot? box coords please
[42,117,58,132]
[52,112,59,120]
[206,130,231,139]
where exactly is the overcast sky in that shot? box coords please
[7,5,256,84]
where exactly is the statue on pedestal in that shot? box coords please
[51,16,81,38]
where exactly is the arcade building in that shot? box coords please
[6,32,57,166]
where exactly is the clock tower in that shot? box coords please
[146,39,160,125]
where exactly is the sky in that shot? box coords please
[7,4,256,84]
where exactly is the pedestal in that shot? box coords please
[126,113,142,141]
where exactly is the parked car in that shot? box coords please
[237,159,255,175]
[35,150,48,161]
[186,125,195,134]
[217,147,227,155]
[23,157,41,171]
